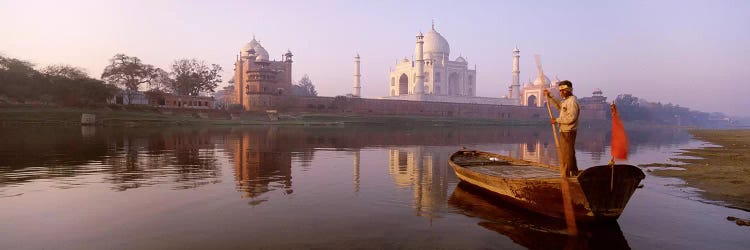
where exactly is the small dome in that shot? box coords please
[455,56,466,63]
[593,88,603,96]
[416,26,450,60]
[241,37,260,57]
[402,57,410,63]
[533,74,551,86]
[253,44,269,61]
[240,36,270,60]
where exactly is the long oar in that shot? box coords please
[535,54,577,235]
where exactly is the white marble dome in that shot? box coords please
[240,37,270,61]
[253,44,269,61]
[241,38,259,56]
[455,56,466,63]
[416,27,450,60]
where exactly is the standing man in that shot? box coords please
[544,80,580,176]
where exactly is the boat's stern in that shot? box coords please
[577,164,645,220]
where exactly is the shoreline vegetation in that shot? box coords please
[645,129,750,214]
[0,105,555,127]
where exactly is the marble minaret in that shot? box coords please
[511,46,521,100]
[353,53,361,97]
[414,32,425,94]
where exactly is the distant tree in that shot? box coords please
[41,64,89,80]
[144,88,168,106]
[64,78,119,106]
[43,64,117,106]
[101,54,159,104]
[147,68,172,92]
[613,93,724,126]
[168,59,222,96]
[0,55,47,102]
[614,94,650,121]
[291,74,317,96]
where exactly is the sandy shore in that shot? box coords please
[648,129,750,212]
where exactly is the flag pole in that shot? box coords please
[609,102,628,191]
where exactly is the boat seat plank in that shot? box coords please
[465,164,560,179]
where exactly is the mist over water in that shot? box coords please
[0,125,747,249]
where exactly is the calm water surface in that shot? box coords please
[0,125,747,249]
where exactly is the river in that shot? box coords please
[0,125,747,249]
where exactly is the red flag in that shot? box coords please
[611,103,628,160]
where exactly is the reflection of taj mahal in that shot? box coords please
[385,142,558,219]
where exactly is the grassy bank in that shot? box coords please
[0,105,551,127]
[648,129,750,211]
[0,105,228,126]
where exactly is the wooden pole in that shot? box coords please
[535,54,577,235]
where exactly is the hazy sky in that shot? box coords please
[2,0,749,116]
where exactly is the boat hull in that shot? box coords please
[449,150,644,222]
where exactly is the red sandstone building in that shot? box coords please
[233,37,293,111]
[161,94,214,109]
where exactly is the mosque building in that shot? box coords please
[520,74,561,107]
[232,36,294,110]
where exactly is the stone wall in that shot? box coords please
[245,94,608,121]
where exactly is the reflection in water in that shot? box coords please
[225,127,293,203]
[103,130,221,191]
[388,147,458,218]
[449,182,630,250]
[0,125,723,249]
[0,127,223,191]
[0,125,691,201]
[353,150,360,193]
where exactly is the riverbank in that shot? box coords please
[647,129,750,212]
[0,105,551,127]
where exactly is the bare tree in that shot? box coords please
[148,68,172,91]
[101,54,159,104]
[41,64,89,80]
[291,74,317,96]
[168,59,222,96]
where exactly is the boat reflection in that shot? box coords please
[449,182,630,250]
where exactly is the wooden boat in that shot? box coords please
[449,149,645,222]
[449,182,631,249]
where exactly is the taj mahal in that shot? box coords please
[379,23,562,107]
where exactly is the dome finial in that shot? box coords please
[431,19,435,30]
